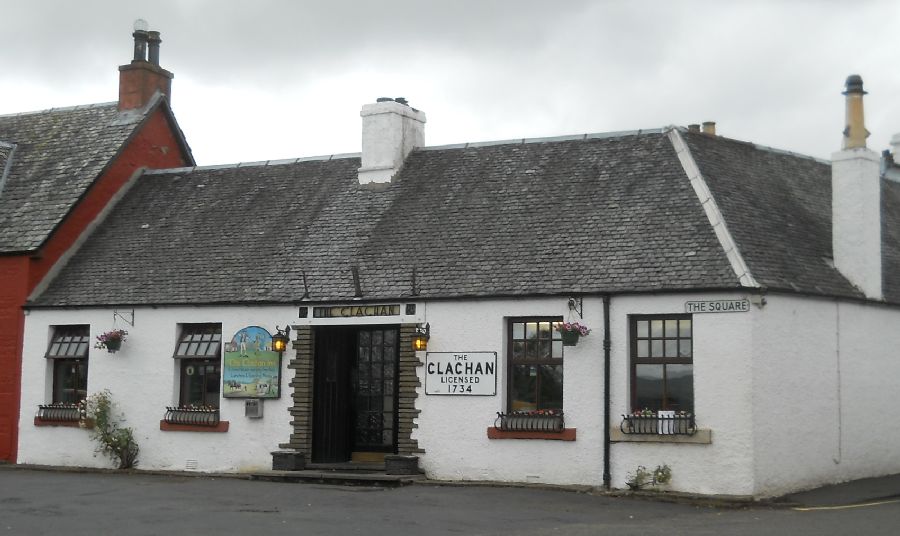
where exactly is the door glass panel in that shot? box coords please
[354,328,397,451]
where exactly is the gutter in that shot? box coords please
[603,293,612,490]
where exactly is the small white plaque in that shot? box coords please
[684,299,750,314]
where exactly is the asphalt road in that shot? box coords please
[1,469,898,535]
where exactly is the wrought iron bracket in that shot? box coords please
[114,309,135,327]
[567,296,583,319]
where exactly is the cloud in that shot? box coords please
[3,0,900,163]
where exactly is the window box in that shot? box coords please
[495,411,565,433]
[164,406,221,427]
[34,404,94,428]
[36,403,81,423]
[620,413,696,436]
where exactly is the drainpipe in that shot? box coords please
[603,294,612,490]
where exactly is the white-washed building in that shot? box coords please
[17,76,900,498]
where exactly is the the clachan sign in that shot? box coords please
[425,352,497,395]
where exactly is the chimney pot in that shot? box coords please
[147,31,161,66]
[843,74,866,95]
[702,121,717,136]
[688,124,700,133]
[842,74,870,149]
[132,29,149,62]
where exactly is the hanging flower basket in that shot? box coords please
[556,322,590,347]
[95,329,128,354]
[560,330,580,346]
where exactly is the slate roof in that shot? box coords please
[882,180,900,304]
[30,128,900,307]
[32,132,741,306]
[682,132,863,298]
[0,100,187,254]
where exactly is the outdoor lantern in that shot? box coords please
[412,323,430,351]
[272,325,291,355]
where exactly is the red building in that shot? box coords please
[0,27,193,461]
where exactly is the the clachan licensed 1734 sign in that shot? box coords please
[425,352,497,396]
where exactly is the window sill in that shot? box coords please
[487,428,577,441]
[34,417,94,429]
[159,421,229,433]
[610,428,711,444]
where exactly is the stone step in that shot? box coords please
[304,462,385,473]
[250,469,425,487]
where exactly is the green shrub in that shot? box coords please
[626,464,672,490]
[84,390,139,469]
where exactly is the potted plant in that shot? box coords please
[95,329,128,353]
[555,321,590,346]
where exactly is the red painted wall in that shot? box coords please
[0,256,28,463]
[0,106,189,462]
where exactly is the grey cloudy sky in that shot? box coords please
[2,0,899,164]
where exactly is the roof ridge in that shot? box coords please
[421,128,666,151]
[0,101,118,119]
[142,152,362,175]
[681,130,829,165]
[750,142,830,165]
[0,141,17,200]
[142,129,668,175]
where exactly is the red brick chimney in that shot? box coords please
[118,20,173,111]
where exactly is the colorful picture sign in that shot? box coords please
[223,326,281,398]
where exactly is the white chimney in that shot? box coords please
[358,98,426,184]
[832,75,882,300]
[891,132,900,162]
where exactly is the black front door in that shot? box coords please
[312,327,399,463]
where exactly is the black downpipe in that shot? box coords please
[603,294,612,490]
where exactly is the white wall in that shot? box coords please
[22,292,896,497]
[606,293,756,496]
[751,295,900,496]
[413,297,606,486]
[19,306,299,473]
[415,292,758,495]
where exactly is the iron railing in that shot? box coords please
[495,412,565,433]
[36,404,81,423]
[620,413,696,436]
[164,406,220,427]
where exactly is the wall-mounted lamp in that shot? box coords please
[412,323,430,351]
[272,325,291,355]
